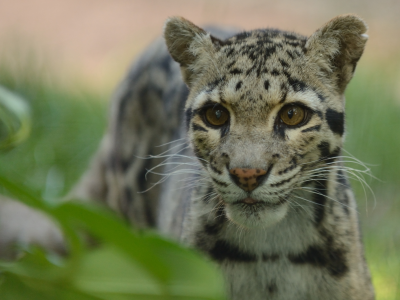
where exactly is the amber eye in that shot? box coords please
[280,105,306,126]
[205,106,229,126]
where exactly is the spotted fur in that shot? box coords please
[71,15,374,299]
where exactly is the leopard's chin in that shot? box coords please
[224,199,288,229]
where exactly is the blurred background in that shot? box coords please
[0,0,399,299]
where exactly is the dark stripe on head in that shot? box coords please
[301,125,321,133]
[209,240,257,262]
[279,83,288,103]
[210,162,223,175]
[325,108,344,136]
[212,177,228,188]
[207,76,226,92]
[288,77,306,92]
[283,71,306,92]
[270,175,295,187]
[192,123,208,132]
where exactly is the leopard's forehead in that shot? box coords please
[219,29,307,63]
[189,29,335,120]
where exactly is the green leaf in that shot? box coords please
[0,85,31,150]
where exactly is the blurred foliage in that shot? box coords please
[0,86,31,150]
[0,60,225,299]
[0,176,225,299]
[0,51,399,299]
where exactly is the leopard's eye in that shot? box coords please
[205,106,229,127]
[280,105,306,126]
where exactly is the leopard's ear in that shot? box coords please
[305,14,368,93]
[164,17,221,87]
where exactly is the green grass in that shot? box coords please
[345,60,400,300]
[0,54,399,299]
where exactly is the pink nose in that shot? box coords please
[229,168,267,192]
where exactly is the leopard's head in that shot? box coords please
[164,15,367,229]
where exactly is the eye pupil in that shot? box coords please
[215,110,222,119]
[287,109,294,119]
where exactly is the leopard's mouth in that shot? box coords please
[232,197,287,208]
[222,197,289,229]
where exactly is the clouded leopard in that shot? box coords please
[1,14,375,299]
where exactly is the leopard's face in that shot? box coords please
[185,34,345,229]
[165,16,367,229]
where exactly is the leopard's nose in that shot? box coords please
[229,168,267,192]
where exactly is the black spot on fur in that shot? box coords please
[264,80,270,91]
[318,141,331,159]
[226,48,235,57]
[271,69,280,76]
[325,109,344,136]
[226,61,235,70]
[279,59,289,68]
[209,240,257,262]
[230,68,242,75]
[246,64,257,76]
[302,125,321,133]
[286,50,295,59]
[236,81,243,91]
